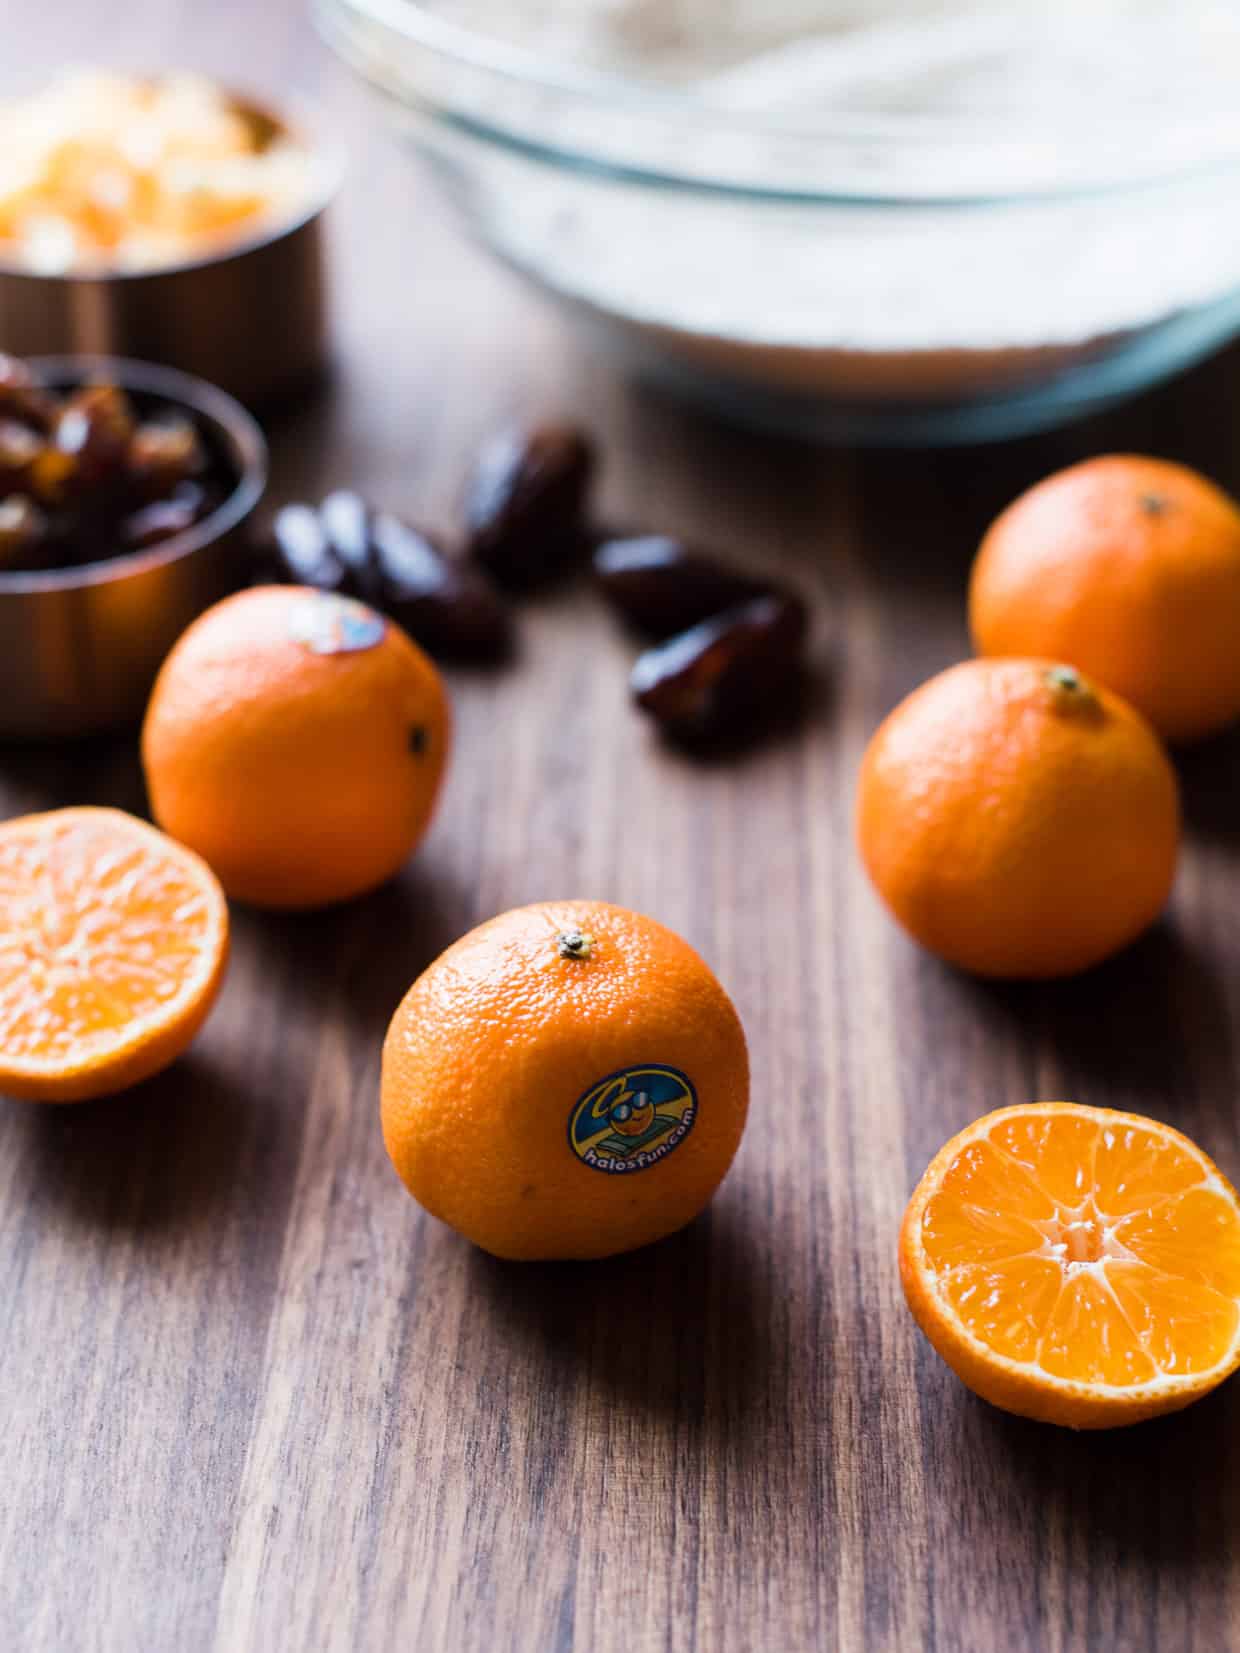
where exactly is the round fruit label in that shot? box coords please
[289,592,385,656]
[568,1064,697,1175]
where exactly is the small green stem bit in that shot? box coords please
[557,930,595,961]
[1044,663,1099,714]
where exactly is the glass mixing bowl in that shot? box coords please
[317,0,1240,443]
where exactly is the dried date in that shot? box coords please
[464,422,594,588]
[370,512,512,659]
[267,503,348,592]
[0,420,41,494]
[121,485,209,551]
[52,384,136,495]
[0,496,51,572]
[128,416,206,499]
[630,594,808,744]
[593,535,779,637]
[320,488,381,602]
[0,355,55,431]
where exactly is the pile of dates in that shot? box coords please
[258,423,595,662]
[260,489,514,661]
[594,536,808,746]
[262,420,809,745]
[0,353,231,573]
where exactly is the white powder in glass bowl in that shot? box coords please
[332,0,1240,427]
[437,0,1240,108]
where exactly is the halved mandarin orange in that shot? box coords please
[0,807,229,1103]
[900,1103,1240,1428]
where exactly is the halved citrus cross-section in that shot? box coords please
[900,1103,1240,1428]
[0,807,228,1103]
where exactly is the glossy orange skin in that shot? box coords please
[970,454,1240,742]
[381,900,750,1261]
[856,659,1180,979]
[142,587,449,910]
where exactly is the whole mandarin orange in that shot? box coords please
[142,587,449,910]
[856,659,1179,979]
[970,454,1240,742]
[381,900,749,1260]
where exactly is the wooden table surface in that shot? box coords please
[4,6,1240,1651]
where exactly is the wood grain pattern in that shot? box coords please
[3,6,1240,1650]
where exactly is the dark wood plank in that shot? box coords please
[2,6,1240,1650]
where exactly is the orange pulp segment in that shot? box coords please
[900,1102,1240,1428]
[0,807,228,1102]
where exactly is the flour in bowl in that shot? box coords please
[438,0,1240,107]
[416,0,1240,414]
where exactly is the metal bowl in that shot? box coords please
[0,356,267,740]
[0,93,338,407]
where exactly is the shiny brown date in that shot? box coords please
[464,422,595,587]
[593,535,779,637]
[121,485,210,551]
[0,420,41,495]
[52,384,136,496]
[267,503,348,592]
[127,416,206,500]
[0,496,50,571]
[630,594,808,743]
[320,488,381,602]
[370,513,512,659]
[0,355,55,432]
[263,495,513,661]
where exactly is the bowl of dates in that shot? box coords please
[0,352,266,737]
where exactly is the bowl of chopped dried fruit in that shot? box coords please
[0,352,266,738]
[0,71,338,406]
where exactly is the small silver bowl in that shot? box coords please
[0,92,337,406]
[0,356,267,739]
